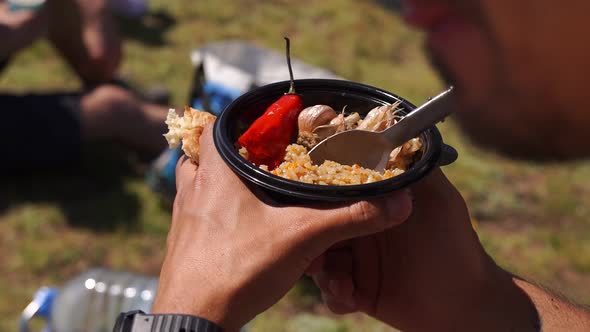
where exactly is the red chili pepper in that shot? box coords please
[238,37,303,170]
[238,94,303,169]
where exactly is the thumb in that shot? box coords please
[294,190,413,254]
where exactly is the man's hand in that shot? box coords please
[151,124,413,332]
[309,169,590,331]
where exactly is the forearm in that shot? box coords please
[452,267,542,332]
[381,262,542,331]
[514,277,590,331]
[378,259,588,332]
[434,266,590,332]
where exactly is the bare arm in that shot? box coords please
[309,170,590,332]
[442,265,590,331]
[514,277,590,331]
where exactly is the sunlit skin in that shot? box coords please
[405,0,590,160]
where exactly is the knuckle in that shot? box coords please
[282,212,315,243]
[175,156,196,191]
[175,156,188,176]
[198,124,214,150]
[348,201,378,224]
[193,165,210,188]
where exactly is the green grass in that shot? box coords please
[1,1,590,331]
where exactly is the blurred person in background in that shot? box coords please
[0,0,168,170]
[115,1,590,332]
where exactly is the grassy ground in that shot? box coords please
[1,1,589,331]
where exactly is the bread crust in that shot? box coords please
[164,106,216,164]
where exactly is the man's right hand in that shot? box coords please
[152,125,414,332]
[308,169,543,331]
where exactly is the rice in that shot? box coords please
[242,144,408,186]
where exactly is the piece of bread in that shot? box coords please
[164,106,216,164]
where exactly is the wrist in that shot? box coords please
[152,295,234,332]
[151,279,241,332]
[114,311,224,332]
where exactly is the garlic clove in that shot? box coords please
[298,105,338,135]
[357,102,403,131]
[375,119,389,132]
[358,105,391,131]
[311,111,361,142]
[329,113,344,126]
[386,101,403,128]
[328,113,346,133]
[386,106,397,128]
[313,123,339,140]
[387,146,404,170]
[344,112,361,129]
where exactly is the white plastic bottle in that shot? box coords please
[20,268,158,332]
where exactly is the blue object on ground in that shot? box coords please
[192,81,243,116]
[20,287,58,332]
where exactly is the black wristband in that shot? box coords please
[113,310,224,332]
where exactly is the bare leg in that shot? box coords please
[47,0,121,85]
[0,2,48,59]
[47,1,168,158]
[80,85,168,158]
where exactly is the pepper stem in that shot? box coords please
[284,37,296,94]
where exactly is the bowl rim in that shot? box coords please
[214,79,443,201]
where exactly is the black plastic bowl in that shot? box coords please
[214,79,456,202]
